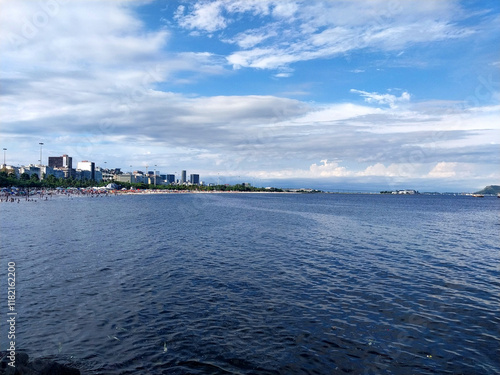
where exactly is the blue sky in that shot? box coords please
[1,0,499,191]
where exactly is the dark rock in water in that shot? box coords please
[0,352,80,375]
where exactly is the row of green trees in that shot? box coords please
[0,171,110,188]
[0,171,282,192]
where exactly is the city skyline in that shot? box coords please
[1,0,499,192]
[2,150,212,186]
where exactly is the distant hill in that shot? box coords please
[474,185,500,195]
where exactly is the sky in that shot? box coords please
[1,0,499,191]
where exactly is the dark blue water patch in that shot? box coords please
[0,193,499,374]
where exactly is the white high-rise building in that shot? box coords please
[77,161,97,181]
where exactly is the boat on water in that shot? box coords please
[472,194,484,198]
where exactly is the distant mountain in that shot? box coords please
[474,185,500,195]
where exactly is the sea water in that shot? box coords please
[0,193,499,374]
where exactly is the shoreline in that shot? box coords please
[1,188,495,203]
[116,189,297,195]
[0,188,299,203]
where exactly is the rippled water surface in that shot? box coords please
[1,193,499,374]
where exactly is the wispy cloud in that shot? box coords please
[350,89,411,108]
[175,0,476,71]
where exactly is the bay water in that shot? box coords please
[1,193,499,374]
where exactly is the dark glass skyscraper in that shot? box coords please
[48,154,72,178]
[48,154,72,169]
[190,174,200,185]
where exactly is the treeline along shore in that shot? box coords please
[0,170,284,195]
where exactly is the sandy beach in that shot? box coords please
[0,187,294,203]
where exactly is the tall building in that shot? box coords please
[166,174,175,184]
[181,170,187,184]
[77,161,96,180]
[48,154,72,169]
[48,154,72,178]
[190,174,200,185]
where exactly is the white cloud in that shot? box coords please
[424,162,493,180]
[241,160,351,180]
[293,103,382,125]
[226,48,268,69]
[358,163,421,178]
[427,162,459,178]
[274,72,292,78]
[174,1,226,33]
[309,160,350,177]
[225,0,273,16]
[272,2,299,19]
[225,28,278,49]
[350,89,411,108]
[243,159,499,187]
[1,1,168,66]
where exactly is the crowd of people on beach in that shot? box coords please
[0,187,116,203]
[0,186,280,203]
